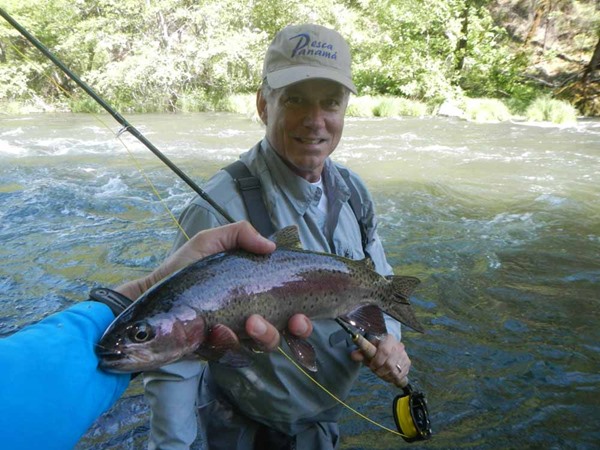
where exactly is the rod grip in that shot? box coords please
[353,334,408,388]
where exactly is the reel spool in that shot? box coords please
[393,384,432,442]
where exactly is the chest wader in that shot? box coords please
[223,161,432,446]
[222,160,372,450]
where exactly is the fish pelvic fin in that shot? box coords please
[384,275,426,333]
[270,225,303,250]
[283,331,317,372]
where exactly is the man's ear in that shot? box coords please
[256,90,268,125]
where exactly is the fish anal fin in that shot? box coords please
[270,225,303,250]
[217,349,252,368]
[340,304,387,336]
[283,331,317,372]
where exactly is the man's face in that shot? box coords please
[257,79,349,182]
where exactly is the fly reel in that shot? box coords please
[393,383,431,442]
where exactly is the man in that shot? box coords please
[0,222,283,450]
[145,24,412,450]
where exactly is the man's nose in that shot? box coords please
[302,103,326,128]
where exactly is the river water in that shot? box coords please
[1,113,599,449]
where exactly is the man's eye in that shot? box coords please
[284,96,303,106]
[323,99,341,109]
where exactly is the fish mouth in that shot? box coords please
[95,345,152,373]
[96,348,132,372]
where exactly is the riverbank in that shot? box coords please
[0,93,581,125]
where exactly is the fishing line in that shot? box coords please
[5,39,191,239]
[0,11,193,240]
[277,346,406,438]
[0,7,235,227]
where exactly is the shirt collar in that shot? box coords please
[259,139,350,216]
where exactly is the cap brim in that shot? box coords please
[266,66,357,94]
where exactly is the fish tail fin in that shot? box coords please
[388,275,420,302]
[384,275,426,333]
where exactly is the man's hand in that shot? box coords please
[116,221,313,352]
[117,221,276,300]
[350,334,411,387]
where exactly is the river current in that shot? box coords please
[1,113,598,449]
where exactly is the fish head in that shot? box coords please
[96,302,206,373]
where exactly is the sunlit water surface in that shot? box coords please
[1,113,599,449]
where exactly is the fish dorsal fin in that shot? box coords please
[271,225,303,249]
[361,256,376,271]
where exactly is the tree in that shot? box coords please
[582,34,600,84]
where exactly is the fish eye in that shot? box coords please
[129,322,154,343]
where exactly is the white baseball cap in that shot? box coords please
[262,24,357,94]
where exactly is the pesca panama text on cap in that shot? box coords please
[262,24,357,94]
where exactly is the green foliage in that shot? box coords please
[0,0,589,114]
[372,96,429,117]
[223,94,256,114]
[525,97,578,124]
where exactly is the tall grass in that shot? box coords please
[347,95,428,117]
[464,98,511,122]
[525,97,578,124]
[221,94,430,118]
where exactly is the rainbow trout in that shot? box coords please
[97,226,424,373]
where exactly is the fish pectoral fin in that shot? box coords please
[216,349,253,368]
[194,324,252,368]
[283,331,317,373]
[340,304,387,336]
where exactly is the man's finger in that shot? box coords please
[246,314,281,351]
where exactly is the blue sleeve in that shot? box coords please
[0,302,130,449]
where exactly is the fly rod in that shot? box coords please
[0,7,235,225]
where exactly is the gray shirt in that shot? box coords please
[144,139,397,449]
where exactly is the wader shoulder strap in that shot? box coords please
[223,160,276,237]
[339,168,370,254]
[223,161,368,251]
